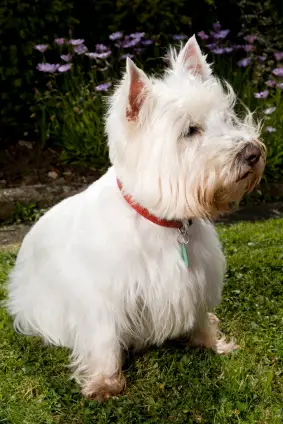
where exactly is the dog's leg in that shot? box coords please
[71,333,125,401]
[190,312,239,354]
[81,368,126,401]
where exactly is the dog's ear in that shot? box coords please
[175,35,211,80]
[126,57,149,121]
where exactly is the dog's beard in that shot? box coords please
[187,151,266,219]
[210,157,265,217]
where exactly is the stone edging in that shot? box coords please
[0,183,88,221]
[1,183,283,223]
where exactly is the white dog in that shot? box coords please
[7,35,265,400]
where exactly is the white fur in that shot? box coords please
[6,35,264,399]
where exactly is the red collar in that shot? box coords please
[117,179,183,229]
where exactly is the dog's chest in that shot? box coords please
[119,228,203,346]
[89,182,224,346]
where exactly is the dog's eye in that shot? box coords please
[184,126,201,138]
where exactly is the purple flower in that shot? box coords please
[237,57,252,67]
[96,44,108,52]
[274,52,283,61]
[123,38,140,48]
[85,52,98,59]
[69,39,85,46]
[130,32,145,39]
[212,47,233,54]
[34,44,48,53]
[109,31,123,41]
[58,63,72,73]
[74,44,88,55]
[55,38,65,46]
[207,43,217,50]
[245,35,256,44]
[217,29,230,39]
[258,56,267,62]
[37,63,60,73]
[173,34,187,40]
[61,53,72,62]
[277,82,283,89]
[99,50,111,59]
[86,51,111,59]
[264,106,276,114]
[211,29,230,39]
[266,80,276,87]
[198,31,209,40]
[272,67,283,77]
[213,23,221,32]
[254,90,269,99]
[211,48,225,54]
[95,82,112,92]
[232,44,243,50]
[243,44,254,52]
[266,126,276,133]
[141,39,154,45]
[120,53,134,60]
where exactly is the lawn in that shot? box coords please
[0,219,282,424]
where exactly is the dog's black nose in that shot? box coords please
[242,143,261,166]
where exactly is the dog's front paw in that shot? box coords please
[82,374,126,401]
[207,312,220,325]
[190,312,239,354]
[213,336,239,355]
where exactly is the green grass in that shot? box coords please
[0,219,283,423]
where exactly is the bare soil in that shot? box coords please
[0,139,101,188]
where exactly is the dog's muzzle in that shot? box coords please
[241,142,261,166]
[236,140,266,182]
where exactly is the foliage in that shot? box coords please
[0,0,217,139]
[1,0,283,142]
[72,0,218,44]
[32,27,283,178]
[31,70,108,167]
[30,32,164,167]
[238,0,283,50]
[1,219,283,422]
[1,1,282,182]
[0,0,77,137]
[6,203,47,225]
[112,0,193,34]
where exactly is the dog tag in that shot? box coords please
[178,220,191,268]
[181,242,189,268]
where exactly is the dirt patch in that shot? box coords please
[0,139,102,188]
[0,224,30,251]
[0,183,88,221]
[1,139,283,200]
[216,201,283,223]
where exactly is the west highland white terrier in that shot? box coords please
[7,35,266,400]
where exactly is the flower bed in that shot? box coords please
[32,24,283,181]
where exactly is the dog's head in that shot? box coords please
[106,35,266,220]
